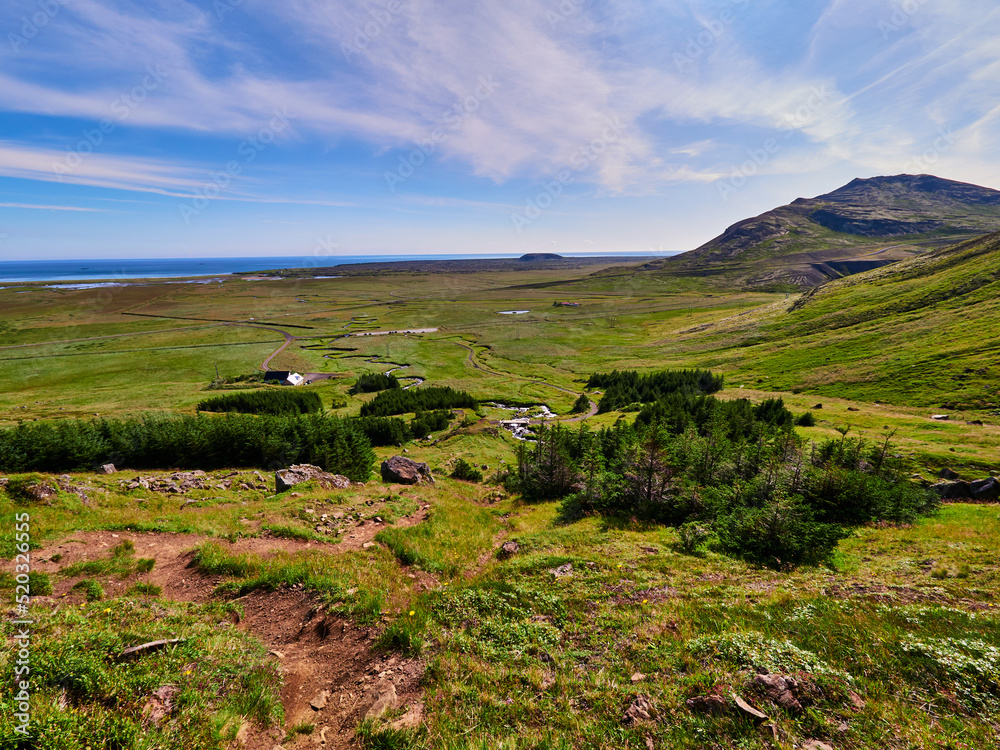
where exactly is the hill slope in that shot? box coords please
[640,174,1000,288]
[689,229,1000,408]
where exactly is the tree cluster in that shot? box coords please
[587,368,724,413]
[359,386,477,417]
[350,372,401,395]
[197,389,322,416]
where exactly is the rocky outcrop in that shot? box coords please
[380,456,435,485]
[275,464,351,493]
[930,476,1000,502]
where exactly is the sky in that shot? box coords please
[1,0,999,260]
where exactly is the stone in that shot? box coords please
[362,542,376,549]
[310,690,330,711]
[98,463,117,474]
[380,455,435,485]
[498,540,519,559]
[275,464,351,493]
[549,563,573,578]
[929,481,972,500]
[623,694,655,724]
[365,682,398,720]
[630,672,646,683]
[969,477,1000,501]
[802,742,835,750]
[931,414,950,420]
[731,693,768,723]
[753,673,802,712]
[141,685,178,726]
[937,467,960,480]
[686,694,727,716]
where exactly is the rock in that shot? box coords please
[967,419,984,426]
[931,414,950,420]
[631,672,646,683]
[310,690,330,711]
[753,673,802,712]
[98,463,117,474]
[802,742,835,750]
[141,685,179,726]
[380,456,435,485]
[623,694,655,723]
[17,480,57,502]
[847,407,859,412]
[937,467,960,480]
[731,693,768,723]
[686,694,727,716]
[362,542,376,549]
[812,403,823,409]
[549,563,573,578]
[969,477,1000,501]
[275,464,351,493]
[929,481,972,500]
[365,682,398,720]
[498,541,519,559]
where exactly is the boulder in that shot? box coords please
[275,464,351,493]
[365,682,398,720]
[937,467,960,480]
[969,477,1000,501]
[929,481,972,500]
[380,456,435,485]
[98,463,117,474]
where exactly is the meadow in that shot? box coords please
[1,253,998,749]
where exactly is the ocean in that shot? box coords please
[0,254,536,283]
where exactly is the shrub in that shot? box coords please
[410,409,452,439]
[71,579,105,601]
[676,522,710,555]
[571,393,590,413]
[796,411,817,427]
[451,459,483,483]
[714,495,850,568]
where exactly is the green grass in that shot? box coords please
[0,598,283,748]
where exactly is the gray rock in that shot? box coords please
[275,464,351,493]
[365,682,398,720]
[549,563,573,578]
[929,481,972,500]
[969,477,1000,501]
[753,673,802,712]
[98,463,117,474]
[498,540,519,559]
[380,455,435,485]
[937,467,960,480]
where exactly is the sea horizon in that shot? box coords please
[0,252,668,284]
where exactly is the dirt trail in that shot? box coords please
[32,509,431,749]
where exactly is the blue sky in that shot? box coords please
[1,0,999,260]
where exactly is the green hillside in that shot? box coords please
[693,230,1000,409]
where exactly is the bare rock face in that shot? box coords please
[380,456,435,485]
[275,464,351,493]
[686,694,728,716]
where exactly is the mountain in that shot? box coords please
[646,174,1000,288]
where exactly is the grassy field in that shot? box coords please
[1,247,999,748]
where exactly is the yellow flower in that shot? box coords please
[642,599,648,605]
[409,610,416,616]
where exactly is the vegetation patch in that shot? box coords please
[197,388,322,416]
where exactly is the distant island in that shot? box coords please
[518,253,563,261]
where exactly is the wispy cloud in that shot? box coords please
[0,202,110,212]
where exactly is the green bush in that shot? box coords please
[360,386,478,417]
[451,459,483,483]
[571,393,590,413]
[410,409,452,439]
[796,411,817,427]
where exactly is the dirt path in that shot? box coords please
[32,508,432,749]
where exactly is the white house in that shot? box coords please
[284,372,305,386]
